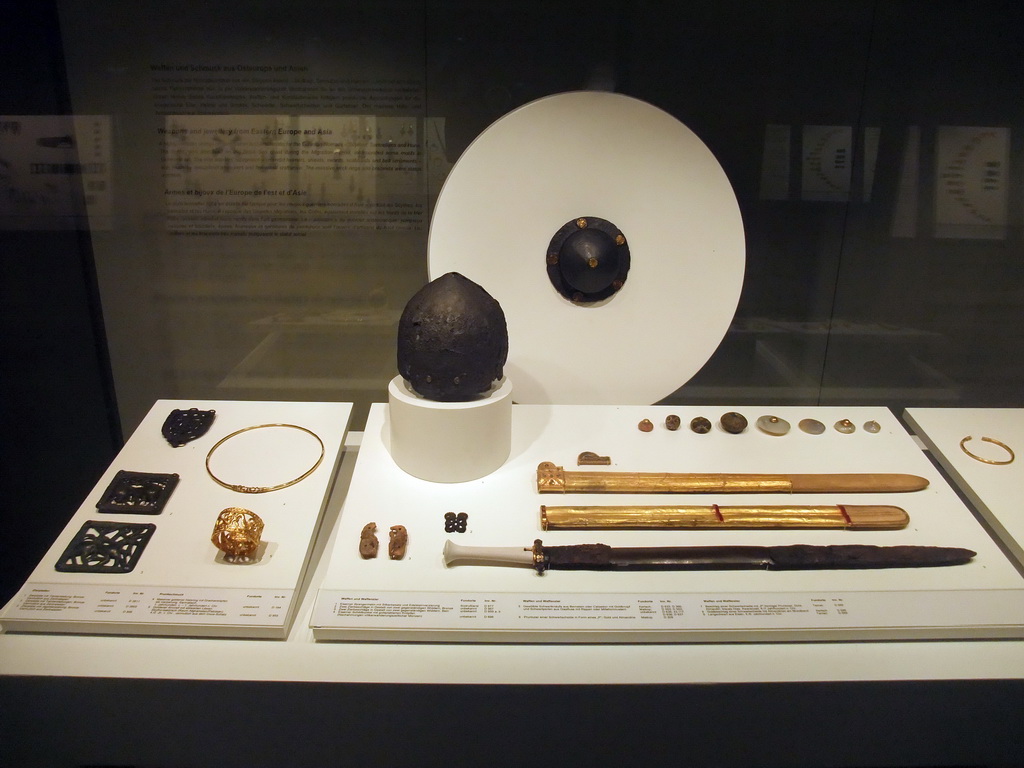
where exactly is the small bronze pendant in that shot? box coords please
[161,407,216,447]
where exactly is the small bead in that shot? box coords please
[720,412,747,434]
[690,416,712,434]
[756,415,790,436]
[665,414,681,431]
[799,418,825,435]
[834,419,856,434]
[638,419,654,432]
[863,420,881,433]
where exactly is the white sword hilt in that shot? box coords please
[442,540,535,568]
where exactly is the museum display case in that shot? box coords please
[2,2,1023,766]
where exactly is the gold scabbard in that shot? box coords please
[536,462,928,494]
[540,504,910,530]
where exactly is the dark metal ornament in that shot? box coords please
[546,216,630,303]
[55,520,156,573]
[397,272,509,401]
[445,512,469,533]
[96,470,179,515]
[162,408,216,447]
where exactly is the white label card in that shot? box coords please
[312,589,1024,640]
[4,584,294,627]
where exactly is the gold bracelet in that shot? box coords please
[959,435,1014,465]
[205,423,326,493]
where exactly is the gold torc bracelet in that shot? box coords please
[205,423,325,493]
[959,436,1015,465]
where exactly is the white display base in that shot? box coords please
[387,375,512,482]
[1,399,352,639]
[312,404,1024,642]
[904,407,1024,567]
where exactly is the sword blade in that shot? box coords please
[541,542,976,571]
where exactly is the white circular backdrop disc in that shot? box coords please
[428,90,745,405]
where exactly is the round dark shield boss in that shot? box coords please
[546,216,630,303]
[397,272,509,401]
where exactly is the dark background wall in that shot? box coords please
[0,2,120,606]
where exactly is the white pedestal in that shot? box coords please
[387,375,513,483]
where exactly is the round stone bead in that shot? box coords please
[690,416,712,434]
[720,412,747,434]
[798,418,825,435]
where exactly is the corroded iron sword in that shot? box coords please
[536,462,929,494]
[443,540,976,574]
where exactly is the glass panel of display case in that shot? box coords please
[48,0,1024,434]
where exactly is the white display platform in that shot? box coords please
[3,425,1024,687]
[311,404,1024,642]
[904,407,1024,567]
[0,399,352,639]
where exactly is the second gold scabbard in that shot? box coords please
[540,504,910,530]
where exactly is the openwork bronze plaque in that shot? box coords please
[55,520,156,574]
[161,407,216,447]
[96,470,179,515]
